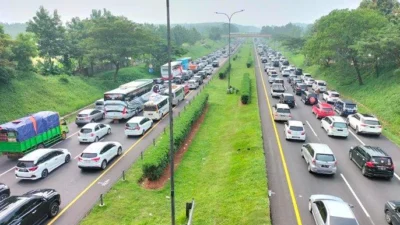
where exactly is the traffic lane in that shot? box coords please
[260,70,374,225]
[291,88,399,225]
[253,50,297,225]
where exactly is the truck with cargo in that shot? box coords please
[0,111,69,159]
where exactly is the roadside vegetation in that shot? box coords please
[261,0,400,145]
[80,41,270,225]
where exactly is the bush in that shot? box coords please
[241,73,251,104]
[142,93,209,180]
[59,76,70,84]
[219,64,231,79]
[246,57,253,68]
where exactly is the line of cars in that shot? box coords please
[258,43,396,225]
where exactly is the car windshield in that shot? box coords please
[371,157,392,166]
[333,122,347,128]
[331,93,340,97]
[345,104,357,109]
[277,108,290,113]
[289,126,303,131]
[322,107,333,112]
[144,105,157,111]
[271,75,278,78]
[80,128,92,133]
[299,85,307,89]
[364,120,380,125]
[330,217,359,225]
[95,101,104,106]
[316,154,335,161]
[284,96,294,100]
[318,82,326,86]
[77,114,88,118]
[17,161,35,168]
[81,153,98,158]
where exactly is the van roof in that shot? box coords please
[309,143,334,154]
[19,148,55,161]
[127,116,146,123]
[276,103,290,109]
[361,146,389,157]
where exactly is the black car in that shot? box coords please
[291,79,303,89]
[0,189,61,225]
[279,93,295,108]
[212,60,219,67]
[301,91,318,105]
[293,83,308,96]
[282,60,289,66]
[295,68,303,75]
[153,78,164,85]
[261,58,268,63]
[273,61,280,67]
[349,145,394,179]
[0,183,10,201]
[384,200,400,224]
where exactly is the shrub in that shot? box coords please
[219,64,231,79]
[59,76,69,84]
[246,57,253,68]
[142,92,209,180]
[241,73,251,104]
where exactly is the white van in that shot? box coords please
[188,79,199,89]
[312,80,327,92]
[162,85,184,106]
[95,99,105,111]
[143,94,169,120]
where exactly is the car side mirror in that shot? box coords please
[348,204,354,208]
[350,146,354,150]
[302,144,306,147]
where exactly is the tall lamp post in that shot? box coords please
[166,0,175,225]
[215,9,244,90]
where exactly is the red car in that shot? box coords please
[183,83,190,95]
[312,102,335,119]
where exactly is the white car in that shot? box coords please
[282,69,291,77]
[312,80,327,92]
[266,67,275,73]
[321,116,349,138]
[347,113,382,136]
[301,73,312,80]
[15,148,71,180]
[284,120,306,141]
[78,123,111,143]
[188,79,199,89]
[268,74,278,83]
[323,90,340,104]
[125,116,153,137]
[78,142,123,170]
[271,84,286,97]
[272,104,292,121]
[304,78,315,87]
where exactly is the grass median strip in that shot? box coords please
[80,41,270,225]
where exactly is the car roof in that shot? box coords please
[309,143,334,154]
[319,102,332,108]
[79,109,94,114]
[315,80,326,83]
[361,146,389,157]
[276,103,290,109]
[288,120,303,126]
[323,200,356,219]
[329,116,346,123]
[341,100,355,104]
[81,123,100,129]
[127,116,146,123]
[83,142,110,153]
[19,148,55,161]
[328,90,339,94]
[359,113,378,120]
[282,93,294,97]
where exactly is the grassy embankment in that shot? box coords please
[273,42,400,145]
[0,39,225,124]
[80,41,271,225]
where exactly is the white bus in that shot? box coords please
[143,94,169,120]
[161,61,183,80]
[162,85,184,106]
[104,79,154,120]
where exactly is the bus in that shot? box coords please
[161,61,182,80]
[177,57,192,70]
[143,94,169,121]
[104,79,154,120]
[162,85,184,106]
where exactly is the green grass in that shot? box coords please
[0,40,223,124]
[80,40,270,225]
[274,41,400,145]
[182,39,226,59]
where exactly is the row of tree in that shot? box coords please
[273,0,400,85]
[0,7,207,83]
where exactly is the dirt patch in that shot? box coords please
[142,104,209,190]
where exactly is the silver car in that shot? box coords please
[309,194,359,225]
[75,109,104,126]
[301,143,337,175]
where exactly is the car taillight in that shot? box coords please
[92,157,100,162]
[78,133,80,136]
[78,157,83,161]
[360,124,367,127]
[365,161,375,168]
[312,159,316,165]
[125,125,129,130]
[334,161,338,166]
[330,125,333,129]
[377,125,382,128]
[122,108,127,115]
[389,164,395,170]
[135,126,140,130]
[91,133,95,137]
[86,116,90,120]
[301,131,305,135]
[28,166,38,171]
[288,130,292,134]
[289,114,292,118]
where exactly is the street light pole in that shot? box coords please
[215,10,244,90]
[166,0,175,225]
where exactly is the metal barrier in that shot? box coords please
[186,199,195,225]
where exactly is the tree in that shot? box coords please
[221,23,239,34]
[209,26,222,40]
[11,33,38,71]
[65,17,88,72]
[84,15,145,82]
[359,0,400,15]
[27,6,65,65]
[0,25,15,84]
[303,9,388,85]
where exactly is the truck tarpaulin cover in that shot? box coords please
[0,111,60,142]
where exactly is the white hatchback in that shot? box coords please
[321,116,349,138]
[125,116,153,137]
[284,120,306,141]
[77,142,122,170]
[15,148,71,180]
[273,104,292,121]
[78,123,111,143]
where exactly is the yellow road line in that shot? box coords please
[254,45,303,225]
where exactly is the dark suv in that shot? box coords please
[0,189,61,224]
[301,91,318,105]
[293,83,307,96]
[0,183,10,201]
[273,61,280,67]
[349,145,394,179]
[279,93,295,108]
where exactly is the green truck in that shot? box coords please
[0,111,69,159]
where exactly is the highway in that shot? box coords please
[0,54,230,225]
[254,43,400,225]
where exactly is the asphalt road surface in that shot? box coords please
[0,54,231,225]
[254,43,400,225]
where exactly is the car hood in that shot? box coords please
[24,189,59,199]
[0,183,8,192]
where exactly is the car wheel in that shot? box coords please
[356,126,360,134]
[117,147,122,156]
[0,193,9,201]
[349,151,353,161]
[41,169,49,179]
[107,128,111,134]
[308,200,313,212]
[385,210,393,224]
[315,113,319,119]
[65,154,71,163]
[101,160,107,170]
[301,149,304,158]
[307,163,312,173]
[49,201,60,217]
[141,130,145,136]
[95,137,99,142]
[362,166,367,176]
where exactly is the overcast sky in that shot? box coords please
[0,0,361,26]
